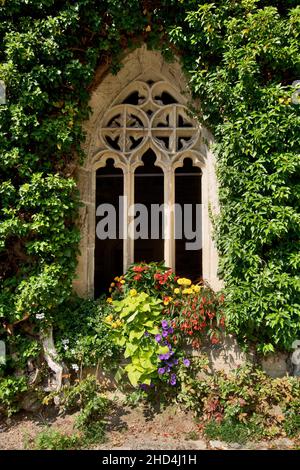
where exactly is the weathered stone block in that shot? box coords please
[260,352,290,378]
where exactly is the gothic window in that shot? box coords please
[92,79,207,294]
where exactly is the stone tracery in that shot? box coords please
[99,80,200,160]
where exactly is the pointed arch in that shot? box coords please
[74,46,221,297]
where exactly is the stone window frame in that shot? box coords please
[75,47,221,297]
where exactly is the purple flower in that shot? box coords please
[170,374,177,386]
[159,352,171,360]
[161,320,169,329]
[162,330,169,338]
[140,384,148,391]
[168,327,174,335]
[158,367,165,375]
[144,331,150,337]
[173,358,179,365]
[183,358,190,367]
[155,334,162,343]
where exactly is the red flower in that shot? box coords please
[133,265,147,273]
[134,274,142,281]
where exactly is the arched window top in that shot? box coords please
[98,79,202,163]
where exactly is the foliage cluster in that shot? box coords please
[0,1,299,401]
[106,290,169,386]
[36,375,110,449]
[31,428,80,451]
[177,361,300,439]
[0,375,27,416]
[164,280,225,348]
[53,296,121,371]
[169,1,300,352]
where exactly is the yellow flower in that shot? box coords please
[111,322,118,329]
[106,297,113,303]
[114,276,119,282]
[193,285,201,293]
[177,277,192,286]
[110,282,115,287]
[105,314,113,323]
[116,319,123,327]
[108,287,112,293]
[130,288,137,296]
[120,280,125,285]
[163,296,173,306]
[182,288,193,295]
[174,287,180,295]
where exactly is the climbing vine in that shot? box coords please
[0,0,299,396]
[171,1,300,352]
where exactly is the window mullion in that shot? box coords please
[164,167,175,270]
[123,167,134,272]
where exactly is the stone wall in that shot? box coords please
[191,335,291,378]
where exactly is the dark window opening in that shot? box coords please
[105,135,121,151]
[122,91,140,105]
[107,114,122,127]
[154,91,177,105]
[134,149,164,264]
[178,114,193,128]
[177,136,192,151]
[145,109,153,117]
[175,158,202,282]
[128,136,143,150]
[94,159,123,297]
[156,115,169,127]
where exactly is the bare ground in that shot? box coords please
[0,399,298,451]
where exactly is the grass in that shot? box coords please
[31,428,81,450]
[30,419,107,450]
[204,419,260,445]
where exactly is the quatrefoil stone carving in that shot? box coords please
[99,80,200,159]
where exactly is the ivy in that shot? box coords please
[166,1,300,352]
[0,0,299,386]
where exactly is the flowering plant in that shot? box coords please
[154,319,193,387]
[105,291,171,386]
[164,279,225,348]
[108,262,177,300]
[104,263,226,389]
